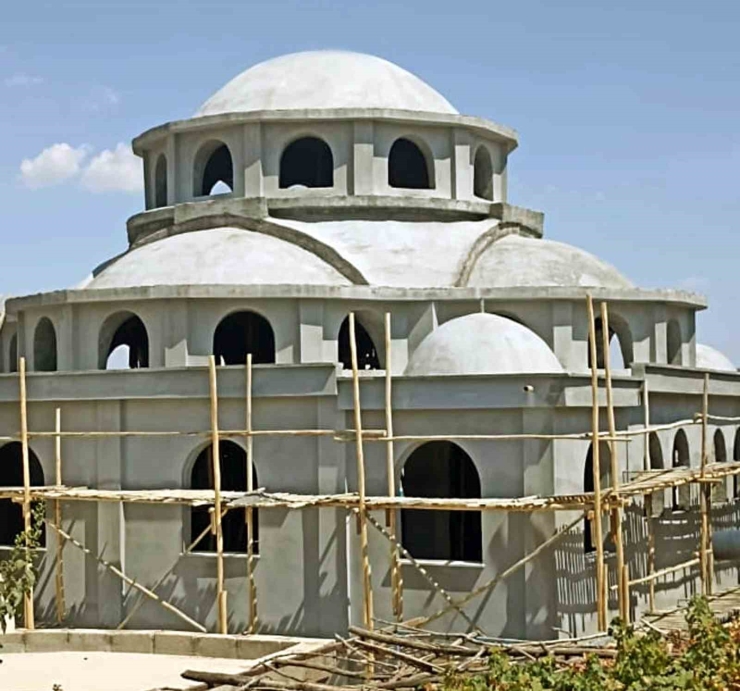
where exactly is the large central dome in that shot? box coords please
[195,50,458,117]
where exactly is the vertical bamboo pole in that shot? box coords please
[245,353,258,633]
[643,381,656,611]
[349,313,374,630]
[600,302,628,623]
[586,296,607,630]
[18,357,34,629]
[699,372,712,595]
[208,355,228,635]
[384,313,402,621]
[54,407,66,624]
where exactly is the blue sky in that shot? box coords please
[1,0,738,359]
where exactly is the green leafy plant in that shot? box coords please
[0,501,45,633]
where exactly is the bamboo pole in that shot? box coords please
[643,381,656,611]
[208,355,228,635]
[18,357,34,630]
[384,312,402,621]
[600,302,628,623]
[47,520,206,632]
[699,372,712,595]
[349,313,374,630]
[245,353,258,634]
[54,407,66,624]
[586,296,607,630]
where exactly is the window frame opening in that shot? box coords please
[189,440,259,554]
[8,333,18,373]
[473,146,493,201]
[648,432,665,516]
[33,317,58,372]
[671,429,690,510]
[713,429,728,503]
[154,153,168,207]
[400,441,482,563]
[0,442,45,547]
[213,311,276,366]
[733,429,740,500]
[667,319,682,365]
[99,312,149,370]
[279,136,334,189]
[193,141,234,197]
[388,137,433,190]
[337,314,382,371]
[584,441,613,553]
[588,315,633,370]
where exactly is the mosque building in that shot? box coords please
[0,51,738,639]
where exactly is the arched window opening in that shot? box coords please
[338,316,381,371]
[99,312,149,370]
[667,320,682,365]
[401,441,481,562]
[713,429,728,502]
[9,333,18,373]
[213,311,275,366]
[584,442,612,553]
[194,142,233,197]
[648,432,665,515]
[473,146,493,201]
[0,442,45,547]
[588,316,633,369]
[672,430,690,510]
[34,317,57,372]
[388,138,432,190]
[154,154,168,207]
[733,429,740,500]
[279,137,334,189]
[190,441,258,553]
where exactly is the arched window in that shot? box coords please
[155,154,168,207]
[99,312,149,370]
[473,146,493,201]
[190,441,258,553]
[194,141,233,197]
[9,333,18,373]
[672,430,690,509]
[388,138,432,189]
[667,320,681,365]
[733,429,740,500]
[589,315,633,370]
[648,432,665,515]
[213,311,275,366]
[713,429,728,502]
[584,441,611,553]
[0,442,45,546]
[401,441,481,562]
[279,137,333,189]
[338,315,381,370]
[34,317,57,372]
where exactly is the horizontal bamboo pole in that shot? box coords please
[24,428,388,440]
[47,520,206,632]
[611,557,701,591]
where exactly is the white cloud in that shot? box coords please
[80,143,142,193]
[20,143,89,189]
[4,73,44,87]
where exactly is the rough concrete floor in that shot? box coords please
[0,651,251,691]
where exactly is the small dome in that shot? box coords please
[696,344,736,372]
[405,313,563,376]
[196,51,457,117]
[466,235,633,289]
[81,228,352,290]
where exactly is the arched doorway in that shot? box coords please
[190,441,258,553]
[388,138,432,189]
[34,317,57,372]
[473,146,493,200]
[99,312,149,370]
[583,441,611,552]
[338,315,381,370]
[733,429,740,500]
[279,137,333,188]
[154,154,168,207]
[672,429,690,509]
[400,441,481,562]
[0,442,45,546]
[213,311,275,366]
[648,432,665,515]
[194,141,233,196]
[713,429,728,502]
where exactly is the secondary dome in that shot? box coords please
[80,228,351,290]
[466,235,633,289]
[696,344,736,372]
[196,51,458,117]
[405,313,563,376]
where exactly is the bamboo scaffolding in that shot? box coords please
[208,355,228,635]
[643,381,656,611]
[600,302,628,623]
[53,407,65,624]
[18,357,34,630]
[383,312,402,622]
[245,353,258,634]
[46,519,206,632]
[587,296,607,630]
[611,557,700,590]
[699,372,712,596]
[349,313,374,630]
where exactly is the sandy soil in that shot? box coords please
[0,650,252,691]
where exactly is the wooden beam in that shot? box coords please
[54,407,66,624]
[18,357,34,630]
[245,353,258,633]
